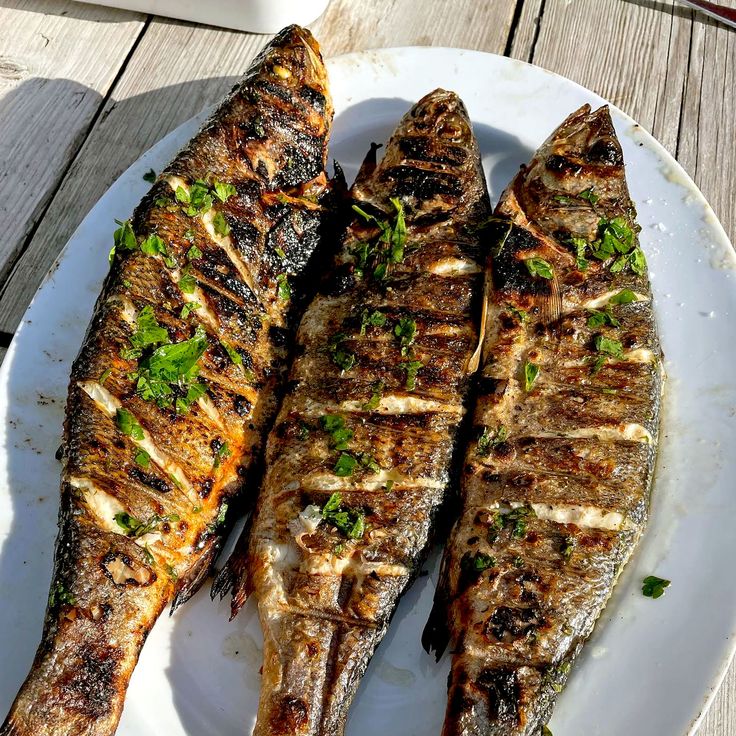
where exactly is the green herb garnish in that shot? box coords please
[328,333,356,372]
[187,244,203,260]
[360,309,387,335]
[578,187,599,204]
[334,452,358,477]
[180,301,201,319]
[561,535,576,562]
[609,288,637,305]
[135,448,151,468]
[114,511,179,539]
[178,269,196,294]
[213,441,231,469]
[504,506,536,539]
[363,381,384,411]
[213,181,237,203]
[524,257,554,280]
[477,425,508,456]
[524,361,540,391]
[351,198,408,280]
[220,339,242,366]
[49,582,76,607]
[394,317,417,356]
[642,575,671,599]
[276,273,291,300]
[212,211,231,237]
[320,415,354,451]
[462,551,496,573]
[400,360,423,391]
[99,368,112,385]
[116,408,144,440]
[321,492,366,539]
[594,335,624,358]
[587,308,621,329]
[176,180,214,216]
[143,169,157,183]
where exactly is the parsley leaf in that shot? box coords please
[571,236,590,271]
[360,309,387,335]
[477,425,508,456]
[135,448,151,468]
[115,408,144,440]
[587,308,620,328]
[594,335,624,358]
[394,317,417,356]
[320,415,354,451]
[143,169,157,183]
[351,198,408,280]
[276,273,291,300]
[220,339,242,366]
[578,188,599,204]
[178,269,197,294]
[329,333,356,372]
[400,360,423,391]
[642,575,671,599]
[524,361,540,391]
[114,511,180,539]
[213,441,231,469]
[504,506,536,539]
[525,257,554,279]
[213,181,237,203]
[462,552,496,572]
[320,492,366,539]
[609,288,637,305]
[212,211,231,237]
[128,306,169,353]
[187,244,203,260]
[180,301,201,319]
[363,380,384,411]
[334,452,358,477]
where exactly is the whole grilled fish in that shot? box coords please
[423,104,663,735]
[1,25,333,736]
[215,89,492,736]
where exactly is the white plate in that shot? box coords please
[1,48,735,736]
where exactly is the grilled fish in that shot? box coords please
[423,104,663,735]
[1,25,333,736]
[215,89,492,736]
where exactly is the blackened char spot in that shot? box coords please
[477,667,521,724]
[491,225,554,296]
[398,136,468,166]
[588,137,623,165]
[58,644,122,719]
[324,263,358,296]
[299,84,326,113]
[545,154,583,175]
[234,395,252,416]
[486,606,545,642]
[274,696,309,731]
[130,467,172,494]
[381,165,462,199]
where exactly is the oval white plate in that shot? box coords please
[1,48,735,736]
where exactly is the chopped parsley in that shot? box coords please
[186,244,203,260]
[48,582,76,607]
[208,502,229,532]
[99,368,112,385]
[400,360,423,391]
[213,441,231,469]
[213,181,237,203]
[642,575,671,599]
[359,309,387,335]
[574,217,646,275]
[176,181,214,216]
[461,550,496,573]
[180,301,201,319]
[594,335,624,358]
[178,269,196,294]
[276,273,291,300]
[578,187,599,204]
[113,219,137,253]
[504,506,536,539]
[609,288,637,305]
[143,168,157,183]
[134,326,208,408]
[220,339,242,366]
[477,425,508,456]
[321,492,366,539]
[506,305,528,323]
[328,333,356,372]
[363,380,384,411]
[174,382,207,415]
[561,535,576,562]
[524,361,540,391]
[320,415,354,451]
[394,317,417,356]
[587,308,620,328]
[115,408,144,440]
[135,448,151,468]
[513,555,523,568]
[524,257,554,279]
[572,236,590,271]
[351,197,408,280]
[212,211,231,237]
[122,305,169,360]
[334,452,358,477]
[114,511,179,539]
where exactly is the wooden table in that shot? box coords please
[0,0,733,731]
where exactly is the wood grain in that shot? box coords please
[316,0,520,55]
[0,20,269,333]
[0,0,144,287]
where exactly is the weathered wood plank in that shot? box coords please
[316,0,519,56]
[0,0,145,288]
[0,20,270,334]
[701,664,736,735]
[678,13,736,249]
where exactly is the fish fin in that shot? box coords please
[422,550,453,660]
[211,514,254,618]
[170,538,223,614]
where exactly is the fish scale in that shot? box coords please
[216,88,493,736]
[424,104,663,736]
[1,25,333,736]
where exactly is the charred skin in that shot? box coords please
[424,105,662,735]
[1,25,333,736]
[216,89,492,736]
